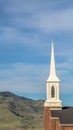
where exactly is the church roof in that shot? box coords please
[51,107,73,125]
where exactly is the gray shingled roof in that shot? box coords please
[51,107,73,124]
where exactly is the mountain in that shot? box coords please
[0,91,44,130]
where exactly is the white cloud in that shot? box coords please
[0,61,73,95]
[1,1,73,39]
[35,9,73,33]
[0,1,73,50]
[0,63,48,94]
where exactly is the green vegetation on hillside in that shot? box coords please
[0,91,44,130]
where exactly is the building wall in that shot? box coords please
[44,106,61,130]
[52,118,61,130]
[61,126,73,130]
[44,106,73,130]
[44,107,52,130]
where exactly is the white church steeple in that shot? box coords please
[44,41,62,110]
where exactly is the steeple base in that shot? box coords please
[44,100,62,110]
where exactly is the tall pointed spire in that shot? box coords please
[47,41,60,82]
[45,41,62,109]
[50,41,56,76]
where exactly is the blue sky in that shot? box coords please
[0,0,73,105]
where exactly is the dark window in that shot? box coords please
[51,86,55,98]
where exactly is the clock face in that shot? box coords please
[51,86,55,98]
